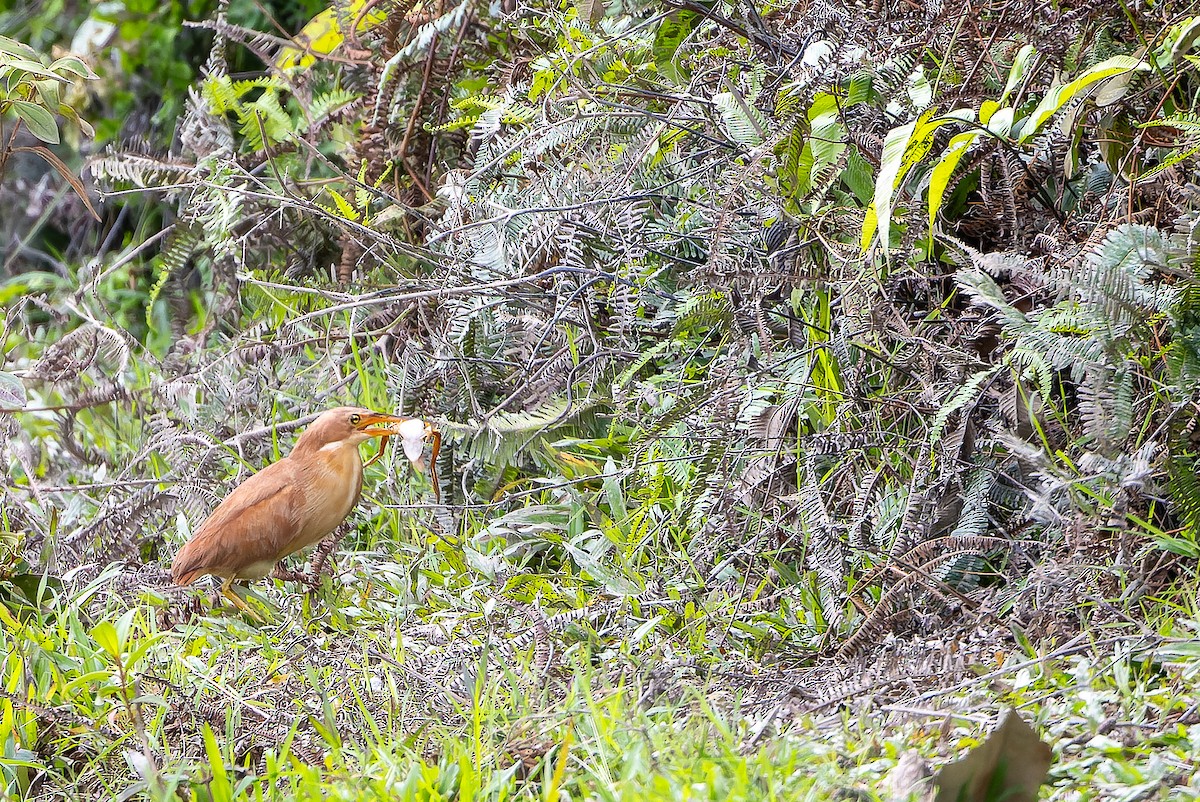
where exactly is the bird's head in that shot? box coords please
[295,408,441,497]
[298,406,409,447]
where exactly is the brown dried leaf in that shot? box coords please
[935,709,1052,802]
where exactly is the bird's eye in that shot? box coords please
[350,413,361,425]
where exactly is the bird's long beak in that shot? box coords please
[354,412,409,438]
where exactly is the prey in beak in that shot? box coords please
[362,416,442,502]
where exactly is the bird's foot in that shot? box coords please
[271,562,326,592]
[269,564,307,584]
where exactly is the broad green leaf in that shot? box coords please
[1020,55,1149,143]
[1158,641,1200,659]
[602,457,626,521]
[563,539,639,595]
[867,108,941,255]
[986,106,1016,137]
[859,203,878,251]
[939,107,976,124]
[653,9,703,83]
[1164,16,1200,64]
[0,57,65,81]
[48,55,97,79]
[57,104,94,137]
[0,35,40,59]
[275,0,389,72]
[91,621,120,657]
[35,79,60,108]
[1001,44,1036,102]
[113,607,137,652]
[1094,52,1145,107]
[928,130,981,233]
[806,92,839,120]
[809,109,846,177]
[980,100,1000,125]
[907,65,933,108]
[12,100,59,143]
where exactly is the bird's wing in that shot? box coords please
[171,459,305,585]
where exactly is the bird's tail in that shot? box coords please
[170,542,205,586]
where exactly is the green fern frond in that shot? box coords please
[670,290,733,337]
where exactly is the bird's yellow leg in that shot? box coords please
[220,577,266,623]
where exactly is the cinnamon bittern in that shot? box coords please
[171,406,440,617]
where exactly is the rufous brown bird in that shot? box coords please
[171,406,441,617]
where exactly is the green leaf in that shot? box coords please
[602,457,626,521]
[324,188,360,221]
[713,89,765,146]
[653,9,703,83]
[0,35,40,59]
[202,725,233,802]
[34,79,60,108]
[48,55,97,80]
[0,57,66,81]
[867,108,942,254]
[1160,16,1200,65]
[0,372,25,408]
[1000,44,1035,102]
[12,100,59,143]
[91,621,120,657]
[928,130,980,233]
[1019,55,1149,143]
[979,100,1000,125]
[1151,534,1200,558]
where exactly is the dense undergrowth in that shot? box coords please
[5,0,1200,798]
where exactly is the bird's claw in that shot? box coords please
[269,564,306,583]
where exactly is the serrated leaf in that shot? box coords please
[324,188,360,221]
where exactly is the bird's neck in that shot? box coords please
[293,437,362,464]
[293,440,364,494]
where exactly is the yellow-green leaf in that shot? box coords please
[1020,55,1150,143]
[927,130,980,233]
[12,100,58,143]
[275,0,389,72]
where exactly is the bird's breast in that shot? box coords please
[298,442,364,542]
